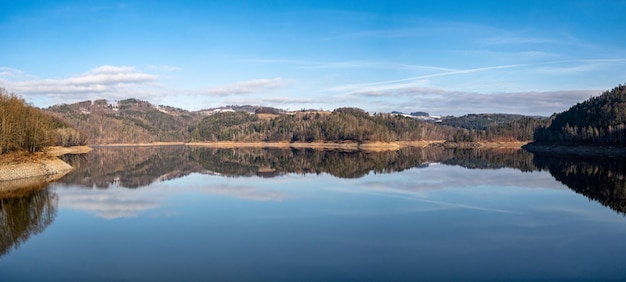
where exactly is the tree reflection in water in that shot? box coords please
[59,146,538,188]
[0,182,57,257]
[534,154,626,215]
[59,145,626,215]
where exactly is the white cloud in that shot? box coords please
[56,181,285,219]
[57,188,161,219]
[0,65,160,104]
[202,78,287,96]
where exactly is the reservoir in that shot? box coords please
[1,146,626,281]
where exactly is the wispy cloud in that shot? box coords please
[351,87,599,116]
[244,58,456,72]
[146,65,182,72]
[220,97,319,109]
[481,35,564,45]
[329,64,526,93]
[261,97,317,105]
[321,21,491,41]
[0,67,37,81]
[536,58,626,74]
[197,184,284,201]
[202,78,287,96]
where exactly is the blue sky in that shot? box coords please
[1,0,625,115]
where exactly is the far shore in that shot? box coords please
[92,140,530,150]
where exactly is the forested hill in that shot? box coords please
[188,107,542,143]
[46,99,546,145]
[189,108,459,142]
[441,114,527,130]
[534,84,626,145]
[46,99,205,144]
[13,81,626,147]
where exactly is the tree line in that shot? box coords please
[0,88,86,154]
[189,107,544,143]
[534,84,626,145]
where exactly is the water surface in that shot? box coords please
[1,147,626,281]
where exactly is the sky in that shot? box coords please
[1,0,625,116]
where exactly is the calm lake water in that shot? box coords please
[2,146,626,281]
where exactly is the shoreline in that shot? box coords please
[0,156,74,184]
[92,140,529,150]
[522,143,626,156]
[0,146,91,185]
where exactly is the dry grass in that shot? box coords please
[257,113,279,121]
[0,151,55,165]
[292,111,332,117]
[475,141,530,148]
[45,146,93,156]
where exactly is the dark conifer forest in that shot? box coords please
[534,84,626,145]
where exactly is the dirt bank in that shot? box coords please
[0,146,90,183]
[0,170,69,198]
[0,156,73,182]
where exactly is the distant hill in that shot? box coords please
[189,107,459,143]
[46,98,550,145]
[534,84,626,146]
[57,89,626,146]
[46,99,204,144]
[441,113,527,130]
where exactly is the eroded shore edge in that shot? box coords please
[0,146,93,186]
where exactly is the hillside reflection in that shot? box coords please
[533,154,626,214]
[0,182,57,257]
[57,146,626,215]
[60,146,203,189]
[59,146,539,189]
